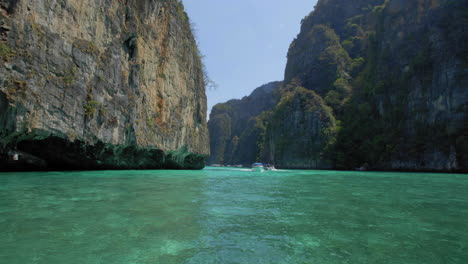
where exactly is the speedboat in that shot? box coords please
[251,163,265,172]
[264,164,276,171]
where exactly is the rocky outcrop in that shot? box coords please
[263,87,336,169]
[0,0,209,170]
[208,0,467,172]
[208,81,281,165]
[287,0,467,172]
[331,0,468,172]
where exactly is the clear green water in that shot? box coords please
[1,167,467,264]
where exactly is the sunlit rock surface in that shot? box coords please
[0,0,209,170]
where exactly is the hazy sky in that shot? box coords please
[183,0,318,115]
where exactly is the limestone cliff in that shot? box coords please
[0,0,209,170]
[285,0,467,171]
[208,0,467,172]
[263,87,336,169]
[282,0,467,172]
[208,81,281,165]
[330,0,468,172]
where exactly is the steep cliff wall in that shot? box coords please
[264,87,336,169]
[209,0,467,172]
[208,81,281,165]
[286,0,467,171]
[331,0,467,172]
[0,0,209,170]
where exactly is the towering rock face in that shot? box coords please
[286,0,467,172]
[209,0,467,172]
[264,87,336,169]
[281,0,467,172]
[330,0,468,171]
[0,0,209,170]
[208,81,281,165]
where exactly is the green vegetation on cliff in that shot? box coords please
[208,82,281,165]
[330,0,467,171]
[264,86,336,169]
[209,0,467,172]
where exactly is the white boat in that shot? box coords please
[251,163,265,172]
[251,163,276,172]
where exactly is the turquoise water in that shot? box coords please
[1,167,467,264]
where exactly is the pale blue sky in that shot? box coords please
[183,0,317,115]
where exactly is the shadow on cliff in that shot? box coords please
[0,130,206,171]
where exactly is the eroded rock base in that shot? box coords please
[0,131,206,171]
